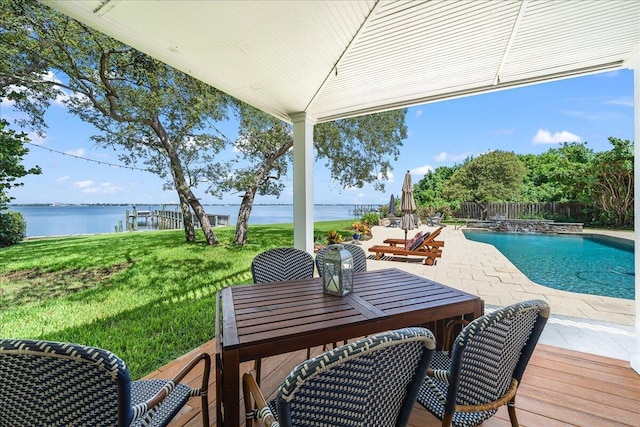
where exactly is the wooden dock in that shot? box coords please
[124,207,230,232]
[349,204,380,218]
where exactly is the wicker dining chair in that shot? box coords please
[315,243,367,277]
[250,247,315,383]
[251,247,315,284]
[416,299,550,427]
[0,339,210,427]
[243,327,436,427]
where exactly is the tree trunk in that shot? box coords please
[234,185,258,245]
[175,183,218,245]
[189,194,218,245]
[179,192,196,242]
[233,151,282,245]
[157,126,218,245]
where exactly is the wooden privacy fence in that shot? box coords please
[455,202,587,220]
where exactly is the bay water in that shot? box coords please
[9,204,359,238]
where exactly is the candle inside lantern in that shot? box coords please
[328,276,339,293]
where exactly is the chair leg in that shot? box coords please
[441,412,453,427]
[255,358,262,386]
[201,393,210,427]
[243,374,254,427]
[508,398,519,427]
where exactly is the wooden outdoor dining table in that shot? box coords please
[215,267,484,427]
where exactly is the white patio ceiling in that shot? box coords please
[43,0,640,124]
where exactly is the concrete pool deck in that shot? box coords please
[360,224,636,361]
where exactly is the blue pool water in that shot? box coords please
[462,231,635,300]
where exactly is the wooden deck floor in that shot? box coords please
[145,340,640,427]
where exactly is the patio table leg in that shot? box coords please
[220,349,240,427]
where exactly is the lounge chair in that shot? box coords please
[369,226,445,265]
[383,226,445,250]
[427,212,443,226]
[387,213,399,227]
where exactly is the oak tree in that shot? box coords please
[208,106,407,244]
[1,0,231,244]
[443,150,526,219]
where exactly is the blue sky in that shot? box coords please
[2,69,635,206]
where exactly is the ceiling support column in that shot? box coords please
[291,112,315,254]
[632,51,640,374]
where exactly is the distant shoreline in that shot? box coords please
[10,204,365,237]
[9,203,360,207]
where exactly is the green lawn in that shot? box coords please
[0,220,353,379]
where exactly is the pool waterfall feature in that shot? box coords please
[465,219,583,233]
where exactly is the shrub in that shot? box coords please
[518,212,546,220]
[0,211,26,247]
[351,221,370,236]
[361,211,379,226]
[326,230,344,244]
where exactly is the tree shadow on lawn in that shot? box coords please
[1,232,188,271]
[36,268,251,380]
[0,229,266,308]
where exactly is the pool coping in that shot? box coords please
[362,225,635,327]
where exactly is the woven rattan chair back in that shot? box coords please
[271,327,436,427]
[315,243,367,277]
[0,339,210,427]
[0,339,132,426]
[417,299,550,427]
[251,247,315,284]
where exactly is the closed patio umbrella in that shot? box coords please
[388,194,396,216]
[399,171,417,245]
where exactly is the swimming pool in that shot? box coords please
[462,231,635,300]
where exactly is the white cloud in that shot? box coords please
[415,110,423,118]
[605,97,633,107]
[410,165,433,176]
[3,72,74,107]
[73,180,94,188]
[66,148,85,157]
[532,129,582,144]
[42,71,76,106]
[79,182,125,194]
[71,179,127,194]
[25,131,46,145]
[434,152,447,162]
[434,151,473,163]
[0,96,15,107]
[377,170,394,183]
[56,176,70,183]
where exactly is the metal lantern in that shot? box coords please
[322,244,354,296]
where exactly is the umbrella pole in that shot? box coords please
[405,229,408,246]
